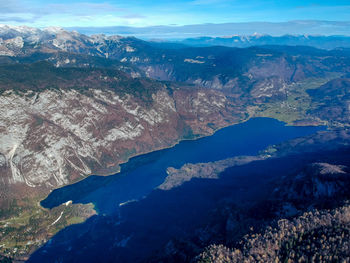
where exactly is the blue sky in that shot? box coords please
[1,0,349,27]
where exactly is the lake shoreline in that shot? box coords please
[41,115,326,204]
[41,117,326,213]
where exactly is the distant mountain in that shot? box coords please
[4,24,350,94]
[2,24,350,262]
[68,20,350,39]
[172,35,350,50]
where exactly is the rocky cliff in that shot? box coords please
[1,25,350,261]
[0,60,243,260]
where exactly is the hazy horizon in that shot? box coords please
[2,20,350,40]
[2,0,350,39]
[1,0,349,28]
[67,20,350,39]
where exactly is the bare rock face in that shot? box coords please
[0,25,95,56]
[313,162,347,176]
[0,85,241,202]
[1,25,347,96]
[0,56,245,259]
[1,25,350,261]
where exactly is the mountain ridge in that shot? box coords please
[0,24,350,261]
[67,20,350,38]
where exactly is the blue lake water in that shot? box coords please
[41,118,325,215]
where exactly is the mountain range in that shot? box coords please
[1,24,350,262]
[68,20,350,39]
[169,35,350,50]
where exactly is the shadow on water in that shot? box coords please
[41,118,325,215]
[31,118,326,262]
[29,148,347,263]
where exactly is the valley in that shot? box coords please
[0,25,350,262]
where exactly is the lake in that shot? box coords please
[41,117,325,215]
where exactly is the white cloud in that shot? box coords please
[0,0,146,27]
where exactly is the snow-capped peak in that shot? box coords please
[44,26,65,34]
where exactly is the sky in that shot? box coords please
[0,0,350,28]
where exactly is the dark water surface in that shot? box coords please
[41,118,325,215]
